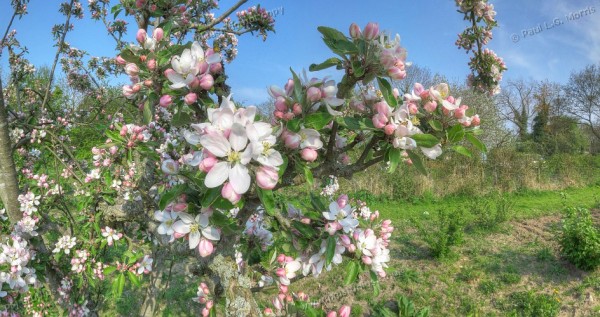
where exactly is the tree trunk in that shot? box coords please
[0,76,21,223]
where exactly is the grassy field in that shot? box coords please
[290,184,600,316]
[106,184,600,316]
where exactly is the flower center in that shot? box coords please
[227,151,241,163]
[262,141,271,155]
[189,223,199,233]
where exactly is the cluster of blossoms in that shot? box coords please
[70,250,90,273]
[154,202,221,257]
[100,227,122,246]
[192,282,214,317]
[182,95,284,201]
[454,0,505,95]
[235,6,276,41]
[467,48,506,95]
[52,235,77,255]
[350,22,408,81]
[13,192,41,237]
[164,41,221,90]
[0,236,37,298]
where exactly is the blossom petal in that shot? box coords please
[200,134,230,157]
[204,161,229,188]
[229,123,248,152]
[189,231,201,249]
[229,163,250,194]
[201,226,221,241]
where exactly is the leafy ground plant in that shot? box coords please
[558,206,600,270]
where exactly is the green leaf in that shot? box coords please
[278,156,288,178]
[257,188,277,216]
[447,124,465,143]
[317,26,358,56]
[407,150,427,175]
[344,261,360,285]
[103,266,117,275]
[377,77,398,107]
[310,193,327,212]
[290,68,304,103]
[292,220,318,238]
[127,271,141,287]
[453,145,472,157]
[286,118,301,133]
[325,236,336,267]
[309,57,341,72]
[118,49,137,63]
[143,101,153,125]
[304,165,314,186]
[172,110,192,127]
[201,187,221,208]
[387,147,401,174]
[412,134,440,148]
[112,273,125,298]
[342,117,360,130]
[370,270,381,297]
[429,119,443,131]
[466,134,487,153]
[304,112,333,130]
[159,184,186,210]
[352,60,365,77]
[105,129,125,143]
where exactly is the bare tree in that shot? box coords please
[564,64,600,141]
[496,79,536,140]
[394,64,444,94]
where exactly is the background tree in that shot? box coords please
[565,64,600,142]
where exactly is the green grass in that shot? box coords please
[371,184,600,222]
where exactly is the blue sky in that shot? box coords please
[1,0,599,105]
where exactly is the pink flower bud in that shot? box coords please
[116,55,126,65]
[337,194,349,208]
[277,253,286,263]
[184,92,198,105]
[327,312,338,317]
[201,308,209,317]
[279,284,288,294]
[349,23,361,39]
[373,101,390,116]
[264,308,273,314]
[199,74,214,90]
[140,55,147,63]
[300,148,318,162]
[340,234,351,245]
[283,112,295,121]
[423,101,437,113]
[143,79,153,87]
[274,110,284,119]
[283,132,300,149]
[274,97,288,112]
[199,157,217,173]
[350,100,366,112]
[413,83,425,96]
[284,79,294,96]
[372,113,388,129]
[325,222,338,235]
[152,28,163,41]
[339,306,351,317]
[306,86,322,102]
[300,218,311,224]
[172,203,187,212]
[347,244,356,253]
[276,268,286,277]
[408,102,418,115]
[256,166,279,190]
[146,59,156,70]
[388,66,406,80]
[124,63,139,76]
[292,103,303,115]
[159,95,172,108]
[472,114,480,126]
[198,239,214,257]
[455,105,468,119]
[362,255,372,265]
[363,22,380,40]
[209,62,222,74]
[221,182,241,204]
[384,124,395,135]
[198,61,209,75]
[136,29,147,44]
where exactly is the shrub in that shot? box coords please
[558,207,600,270]
[414,208,467,259]
[506,290,561,317]
[467,194,514,231]
[370,295,429,317]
